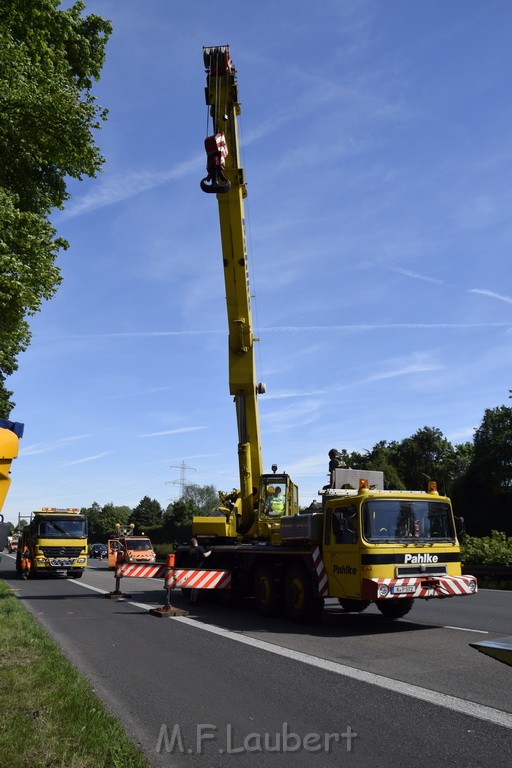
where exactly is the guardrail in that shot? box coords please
[462,564,512,580]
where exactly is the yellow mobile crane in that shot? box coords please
[184,46,477,622]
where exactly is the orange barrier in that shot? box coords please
[105,553,231,617]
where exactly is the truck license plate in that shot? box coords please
[392,585,416,594]
[50,559,72,567]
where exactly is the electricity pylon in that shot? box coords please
[169,461,196,496]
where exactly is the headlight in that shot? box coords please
[378,583,389,597]
[468,579,477,593]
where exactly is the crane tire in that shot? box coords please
[284,563,324,624]
[376,599,414,619]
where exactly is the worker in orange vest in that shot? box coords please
[21,544,31,579]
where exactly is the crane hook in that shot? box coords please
[200,133,231,194]
[200,168,231,194]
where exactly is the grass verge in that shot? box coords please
[0,579,150,768]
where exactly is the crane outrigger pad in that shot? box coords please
[470,636,512,667]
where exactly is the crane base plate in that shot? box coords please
[149,606,189,618]
[104,592,132,600]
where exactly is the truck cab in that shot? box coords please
[107,536,156,570]
[16,508,88,579]
[281,469,475,618]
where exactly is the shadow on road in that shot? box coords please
[125,584,438,639]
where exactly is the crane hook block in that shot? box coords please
[200,170,231,194]
[200,134,231,194]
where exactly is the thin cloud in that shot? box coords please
[263,399,321,430]
[389,267,444,285]
[21,434,94,457]
[45,330,225,340]
[140,426,208,438]
[62,452,112,467]
[368,361,442,382]
[262,323,511,331]
[265,387,333,400]
[60,155,202,219]
[469,288,512,305]
[41,322,512,342]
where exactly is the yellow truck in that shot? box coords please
[175,46,477,622]
[16,508,88,579]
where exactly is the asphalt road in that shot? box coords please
[2,554,512,767]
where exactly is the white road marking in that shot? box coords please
[401,618,489,634]
[172,615,512,731]
[71,579,512,730]
[68,581,107,595]
[443,625,489,634]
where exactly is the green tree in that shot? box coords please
[81,502,131,540]
[392,427,459,495]
[130,496,163,531]
[163,499,195,544]
[181,483,219,516]
[471,405,512,491]
[453,403,512,535]
[0,0,111,416]
[162,483,219,544]
[350,441,406,490]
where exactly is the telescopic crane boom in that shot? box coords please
[195,46,298,542]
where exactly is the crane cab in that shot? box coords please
[193,472,299,544]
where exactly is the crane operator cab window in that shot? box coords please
[260,477,288,518]
[332,505,358,545]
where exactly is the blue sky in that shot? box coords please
[4,0,512,524]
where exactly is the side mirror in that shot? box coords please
[454,516,466,541]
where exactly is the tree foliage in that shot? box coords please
[162,483,219,544]
[129,496,163,532]
[471,405,512,491]
[460,530,512,566]
[0,0,111,416]
[336,427,473,497]
[451,400,512,535]
[81,502,130,540]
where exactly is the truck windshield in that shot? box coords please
[362,500,455,543]
[35,517,88,538]
[127,540,152,551]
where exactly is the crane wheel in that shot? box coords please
[284,563,324,624]
[338,598,370,613]
[376,599,414,619]
[254,564,283,617]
